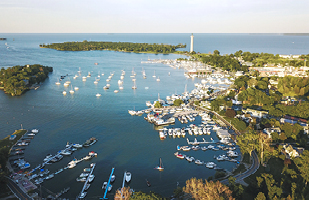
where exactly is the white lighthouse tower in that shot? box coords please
[190,33,194,53]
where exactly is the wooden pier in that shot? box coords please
[187,138,216,145]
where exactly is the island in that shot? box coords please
[39,40,186,54]
[0,64,53,96]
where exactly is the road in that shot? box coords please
[196,106,260,186]
[6,177,33,200]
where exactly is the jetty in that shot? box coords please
[103,167,115,199]
[77,163,96,199]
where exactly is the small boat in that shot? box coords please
[74,87,79,90]
[79,173,89,177]
[83,137,97,147]
[31,129,39,133]
[156,77,160,82]
[132,81,137,89]
[44,154,53,162]
[119,86,124,90]
[88,174,95,182]
[152,70,156,78]
[94,80,98,84]
[154,158,164,171]
[55,81,61,85]
[102,182,107,189]
[110,175,116,183]
[96,93,101,97]
[79,192,87,199]
[76,177,87,182]
[84,183,90,191]
[108,185,112,192]
[125,172,131,183]
[103,86,109,90]
[45,173,54,180]
[174,152,185,159]
[146,179,151,187]
[62,91,67,95]
[73,143,83,148]
[114,90,119,93]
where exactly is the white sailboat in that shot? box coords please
[156,76,160,82]
[132,81,137,89]
[154,158,164,171]
[69,85,74,94]
[152,70,156,78]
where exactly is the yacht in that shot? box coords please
[88,174,95,182]
[82,76,87,81]
[156,77,160,82]
[74,87,79,90]
[55,81,61,85]
[96,93,101,97]
[79,192,87,199]
[73,143,83,148]
[63,82,69,87]
[103,86,109,90]
[152,70,156,78]
[125,172,131,182]
[132,81,137,89]
[32,129,39,133]
[206,162,217,169]
[119,86,124,90]
[69,88,74,94]
[94,80,98,84]
[114,90,119,93]
[62,91,67,95]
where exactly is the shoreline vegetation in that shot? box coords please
[0,129,27,197]
[39,40,186,54]
[0,64,53,96]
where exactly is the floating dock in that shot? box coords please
[103,167,115,199]
[77,163,96,199]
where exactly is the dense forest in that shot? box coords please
[40,40,186,54]
[0,64,53,96]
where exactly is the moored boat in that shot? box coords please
[125,172,131,182]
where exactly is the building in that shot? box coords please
[242,108,268,118]
[190,33,194,53]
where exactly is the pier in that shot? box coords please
[77,163,96,199]
[103,167,115,199]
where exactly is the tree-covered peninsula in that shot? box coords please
[0,64,53,96]
[40,40,186,54]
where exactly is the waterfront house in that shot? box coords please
[242,108,268,118]
[263,127,281,139]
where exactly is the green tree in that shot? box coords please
[254,192,266,200]
[236,130,259,156]
[294,150,309,186]
[173,99,184,106]
[154,101,163,108]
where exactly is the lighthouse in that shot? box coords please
[190,33,194,53]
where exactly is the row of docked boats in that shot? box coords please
[177,144,236,152]
[78,163,96,199]
[174,151,235,169]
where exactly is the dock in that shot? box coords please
[77,163,96,199]
[187,138,216,145]
[103,167,115,199]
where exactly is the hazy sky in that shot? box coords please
[1,0,308,33]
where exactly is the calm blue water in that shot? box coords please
[0,33,308,198]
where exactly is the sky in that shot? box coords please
[0,0,308,33]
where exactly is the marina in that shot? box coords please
[78,163,96,199]
[2,33,303,198]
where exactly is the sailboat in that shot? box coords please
[132,81,137,89]
[69,85,75,94]
[154,158,164,171]
[152,70,156,78]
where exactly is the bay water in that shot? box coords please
[0,33,308,198]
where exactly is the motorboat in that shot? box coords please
[73,143,83,148]
[79,173,89,177]
[103,85,109,90]
[206,162,217,169]
[60,150,72,155]
[185,156,194,162]
[114,90,119,93]
[119,86,124,90]
[195,160,203,165]
[125,172,131,182]
[174,152,185,159]
[154,158,164,171]
[108,185,112,192]
[88,174,95,182]
[43,154,53,162]
[79,192,87,199]
[84,168,91,172]
[96,93,101,97]
[83,137,97,147]
[102,182,107,189]
[110,175,116,183]
[146,179,151,187]
[32,129,39,133]
[94,80,98,84]
[84,184,90,191]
